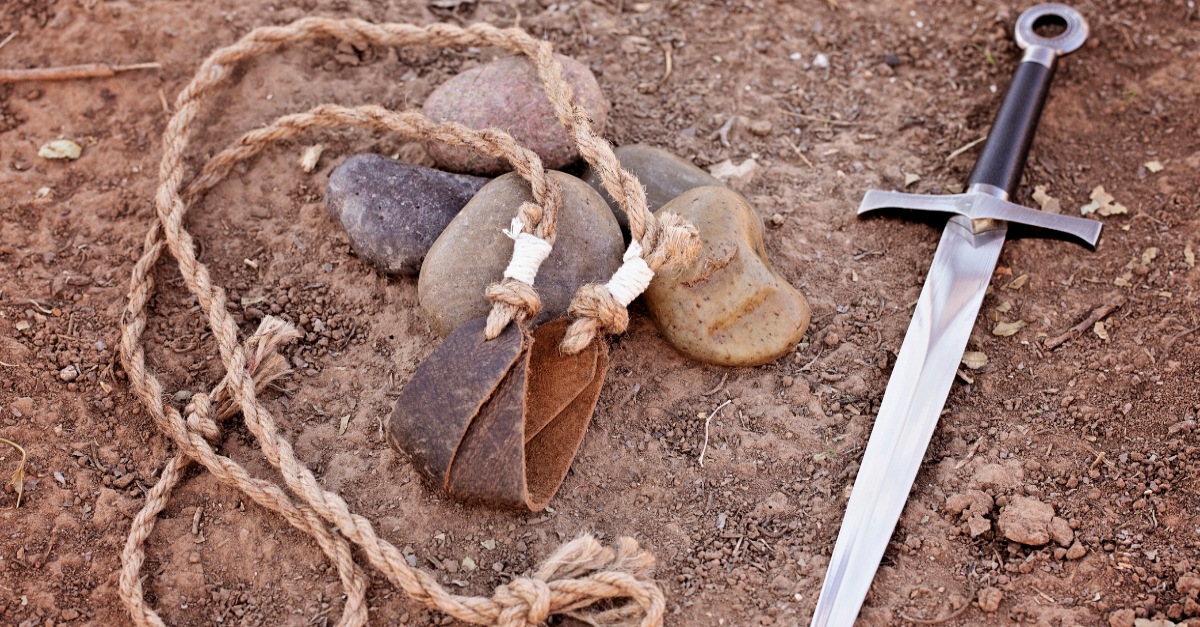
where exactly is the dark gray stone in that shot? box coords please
[581,144,725,239]
[325,154,489,276]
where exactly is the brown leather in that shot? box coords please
[387,317,608,511]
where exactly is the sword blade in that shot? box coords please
[810,216,1007,626]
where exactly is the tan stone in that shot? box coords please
[643,186,810,366]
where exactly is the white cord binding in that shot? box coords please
[605,241,654,306]
[501,217,553,286]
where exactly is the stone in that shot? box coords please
[419,171,623,337]
[325,154,489,276]
[1066,541,1087,560]
[997,495,1054,546]
[1133,619,1177,627]
[10,396,33,418]
[1177,576,1200,599]
[978,587,1003,613]
[1050,516,1075,546]
[643,186,811,366]
[422,54,608,175]
[1109,609,1136,627]
[580,144,724,238]
[769,574,794,595]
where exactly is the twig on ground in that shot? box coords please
[0,61,161,84]
[1044,293,1126,350]
[945,135,987,163]
[698,400,732,468]
[787,140,814,168]
[0,437,27,508]
[658,42,673,84]
[700,373,728,397]
[711,115,737,147]
[1163,322,1200,357]
[781,109,860,126]
[897,586,977,625]
[0,32,17,52]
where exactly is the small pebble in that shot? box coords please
[884,52,901,67]
[419,171,623,336]
[581,144,724,238]
[59,365,78,382]
[325,154,489,276]
[644,186,810,366]
[812,53,830,69]
[423,55,608,175]
[1066,542,1087,560]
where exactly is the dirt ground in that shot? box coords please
[2,0,1199,625]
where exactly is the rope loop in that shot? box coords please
[117,17,669,627]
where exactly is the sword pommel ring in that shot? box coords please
[1015,4,1089,57]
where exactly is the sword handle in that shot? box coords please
[967,3,1089,197]
[965,56,1056,197]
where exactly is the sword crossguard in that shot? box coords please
[857,189,1101,248]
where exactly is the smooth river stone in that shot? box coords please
[422,55,609,176]
[644,186,810,367]
[418,171,623,337]
[581,144,725,237]
[325,154,489,276]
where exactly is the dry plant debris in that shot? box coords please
[1032,185,1062,213]
[960,351,988,370]
[0,436,27,508]
[37,139,82,160]
[992,320,1025,337]
[1079,185,1128,217]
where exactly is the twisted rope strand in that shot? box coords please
[120,17,667,627]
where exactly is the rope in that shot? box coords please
[118,18,669,627]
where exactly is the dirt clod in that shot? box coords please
[997,495,1055,546]
[978,587,1003,613]
[1110,609,1136,627]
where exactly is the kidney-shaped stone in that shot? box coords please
[644,186,811,366]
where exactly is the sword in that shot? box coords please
[811,5,1098,625]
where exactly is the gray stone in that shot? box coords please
[644,186,811,367]
[325,154,489,276]
[582,144,725,239]
[418,171,623,337]
[422,55,608,175]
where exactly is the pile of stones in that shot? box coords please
[325,53,809,366]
